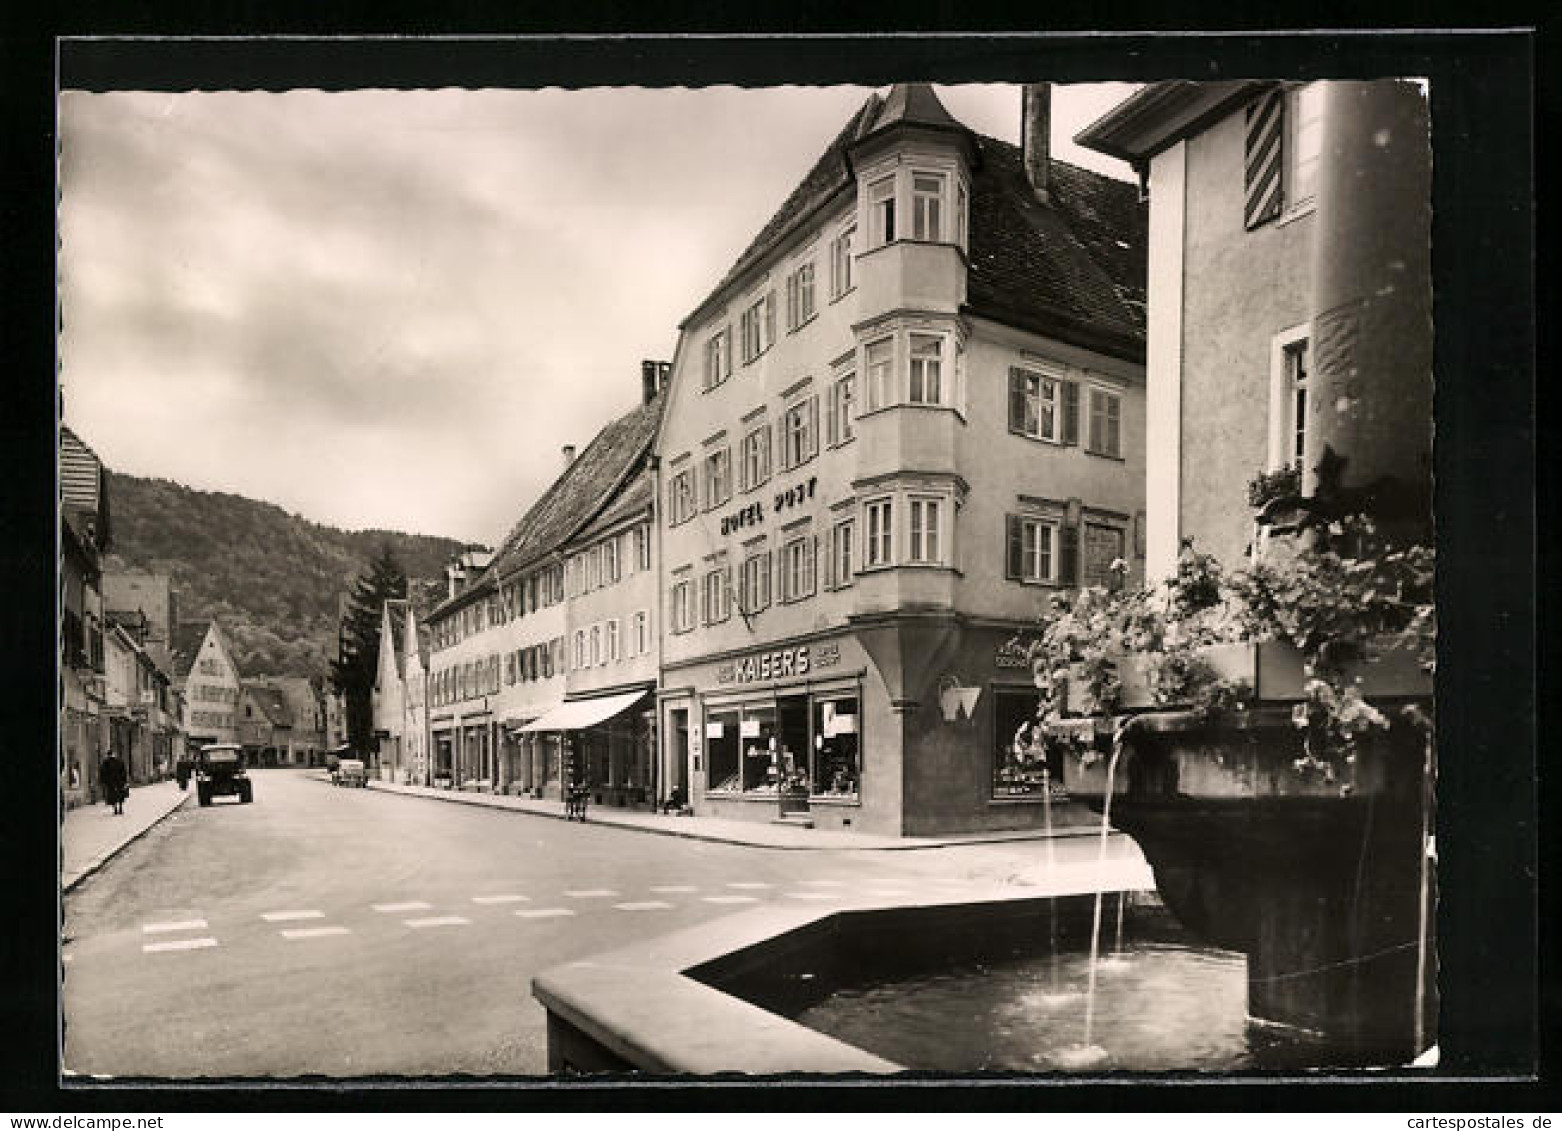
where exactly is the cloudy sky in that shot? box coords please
[59,82,1136,546]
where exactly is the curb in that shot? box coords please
[62,789,192,893]
[311,773,1103,853]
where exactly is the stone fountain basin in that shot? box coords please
[531,865,1153,1075]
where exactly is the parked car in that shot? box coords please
[195,743,252,807]
[335,758,368,788]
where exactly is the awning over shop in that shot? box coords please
[516,689,648,733]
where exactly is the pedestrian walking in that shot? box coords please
[100,751,129,816]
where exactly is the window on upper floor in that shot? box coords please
[1008,365,1081,444]
[826,370,856,446]
[634,525,651,573]
[1286,83,1325,214]
[740,546,771,614]
[786,261,816,331]
[908,334,943,405]
[1082,521,1128,590]
[740,422,771,492]
[606,621,621,665]
[864,338,893,412]
[911,173,945,241]
[830,224,855,299]
[779,533,816,603]
[829,518,855,589]
[1006,515,1057,584]
[868,176,896,247]
[908,497,943,564]
[779,396,819,471]
[704,446,733,510]
[864,498,893,568]
[671,576,695,634]
[703,562,731,626]
[704,328,732,390]
[739,293,776,364]
[668,466,696,526]
[632,610,649,656]
[1086,388,1123,459]
[1245,82,1325,230]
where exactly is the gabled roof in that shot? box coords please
[685,83,1147,362]
[482,389,666,585]
[169,620,212,680]
[60,426,112,551]
[244,683,292,727]
[382,598,409,678]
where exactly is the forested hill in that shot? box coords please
[103,472,469,679]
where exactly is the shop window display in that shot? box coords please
[992,688,1065,798]
[811,697,860,798]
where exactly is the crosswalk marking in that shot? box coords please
[142,919,208,934]
[471,894,529,905]
[372,901,432,913]
[143,937,218,953]
[702,895,759,905]
[649,885,697,894]
[262,910,325,922]
[726,882,772,890]
[404,916,470,929]
[281,926,350,940]
[515,908,575,919]
[563,889,618,899]
[614,901,673,911]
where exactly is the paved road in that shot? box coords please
[62,768,1144,1079]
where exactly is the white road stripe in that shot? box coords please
[563,889,618,899]
[786,891,844,900]
[798,879,846,886]
[372,901,432,913]
[143,937,218,953]
[515,908,575,919]
[471,894,530,905]
[404,916,470,929]
[262,910,325,922]
[649,885,697,894]
[702,895,759,905]
[614,901,673,911]
[142,919,208,934]
[281,926,351,940]
[726,882,772,890]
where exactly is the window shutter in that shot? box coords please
[1005,515,1023,579]
[765,292,777,347]
[809,396,820,460]
[1060,523,1080,587]
[1244,88,1285,230]
[1008,369,1026,432]
[1062,380,1080,445]
[808,535,818,596]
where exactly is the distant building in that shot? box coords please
[171,620,243,748]
[371,598,409,781]
[270,676,326,766]
[102,568,178,673]
[60,426,111,807]
[238,682,293,767]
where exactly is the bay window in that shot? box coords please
[864,338,893,411]
[911,172,944,240]
[908,334,943,404]
[908,497,942,564]
[868,176,896,247]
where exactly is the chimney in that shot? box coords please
[1022,83,1052,205]
[561,445,576,470]
[640,359,672,404]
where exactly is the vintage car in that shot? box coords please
[335,758,368,788]
[195,743,252,807]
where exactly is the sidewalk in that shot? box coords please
[62,779,191,892]
[333,772,1105,851]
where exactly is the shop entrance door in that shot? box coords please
[777,695,811,818]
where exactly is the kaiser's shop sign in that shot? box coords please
[718,646,811,685]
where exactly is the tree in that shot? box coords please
[330,544,407,756]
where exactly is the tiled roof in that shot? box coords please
[244,683,292,727]
[169,620,211,680]
[574,471,652,544]
[484,390,667,584]
[60,426,112,549]
[688,83,1146,361]
[965,137,1147,355]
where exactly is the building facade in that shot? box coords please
[654,84,1148,836]
[171,620,244,749]
[238,683,293,766]
[60,426,111,808]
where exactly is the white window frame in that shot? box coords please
[740,423,770,492]
[1010,367,1061,441]
[703,563,731,625]
[740,292,776,364]
[671,577,695,634]
[634,525,651,572]
[864,498,893,568]
[1019,516,1059,583]
[704,328,731,390]
[669,467,696,526]
[864,337,893,412]
[1283,82,1325,220]
[1086,387,1123,459]
[827,370,856,446]
[780,396,818,471]
[632,610,649,656]
[740,547,771,613]
[606,619,620,663]
[830,518,855,588]
[911,172,945,242]
[908,333,944,405]
[780,534,816,603]
[830,223,855,299]
[907,497,943,564]
[868,175,896,247]
[786,261,816,330]
[1267,324,1312,472]
[704,445,732,510]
